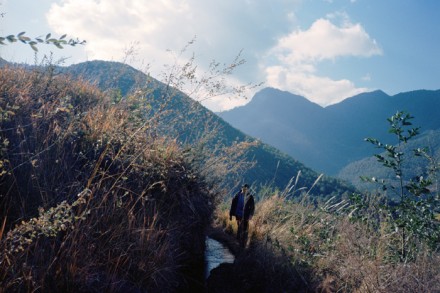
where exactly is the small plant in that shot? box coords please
[363,111,440,261]
[2,189,90,259]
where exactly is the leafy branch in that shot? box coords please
[0,32,86,51]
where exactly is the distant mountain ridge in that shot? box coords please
[218,87,440,175]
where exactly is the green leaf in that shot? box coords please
[30,43,38,51]
[374,154,385,161]
[6,35,17,42]
[18,35,31,43]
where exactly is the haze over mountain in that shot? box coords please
[218,87,440,175]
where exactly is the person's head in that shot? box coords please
[242,184,249,192]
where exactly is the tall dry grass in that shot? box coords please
[216,191,440,292]
[0,65,215,292]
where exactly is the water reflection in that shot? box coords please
[205,237,235,278]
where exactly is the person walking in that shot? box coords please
[229,184,255,248]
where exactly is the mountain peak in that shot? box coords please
[242,87,324,114]
[220,87,440,174]
[325,89,390,110]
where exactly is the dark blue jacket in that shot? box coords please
[229,192,255,221]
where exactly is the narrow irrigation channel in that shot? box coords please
[205,237,235,279]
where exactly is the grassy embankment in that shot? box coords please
[0,65,217,292]
[214,185,440,292]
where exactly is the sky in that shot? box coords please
[1,0,439,112]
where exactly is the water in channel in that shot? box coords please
[205,237,235,279]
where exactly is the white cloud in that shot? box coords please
[272,18,382,64]
[45,0,300,111]
[263,16,382,106]
[265,66,368,106]
[45,1,381,110]
[47,0,191,64]
[203,95,249,113]
[45,0,300,68]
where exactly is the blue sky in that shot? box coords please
[1,0,439,111]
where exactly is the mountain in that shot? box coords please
[338,129,440,193]
[58,61,354,197]
[218,88,328,173]
[0,58,8,67]
[218,87,440,175]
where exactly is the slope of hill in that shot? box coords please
[2,62,240,291]
[218,88,329,173]
[218,87,440,175]
[60,61,354,197]
[0,57,8,67]
[218,87,324,162]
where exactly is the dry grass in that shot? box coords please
[216,192,440,292]
[0,65,216,292]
